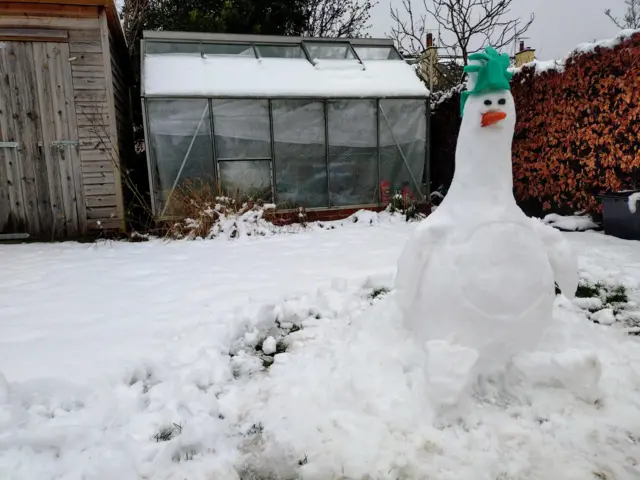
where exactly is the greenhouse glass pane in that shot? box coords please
[147,99,215,216]
[256,44,306,58]
[354,46,401,60]
[272,100,328,208]
[145,41,200,55]
[379,99,426,200]
[211,99,271,160]
[327,100,378,206]
[305,42,355,60]
[218,160,272,201]
[201,43,255,56]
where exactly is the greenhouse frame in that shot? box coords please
[140,31,430,218]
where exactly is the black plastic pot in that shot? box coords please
[597,191,640,240]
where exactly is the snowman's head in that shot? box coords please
[460,47,515,131]
[462,90,516,132]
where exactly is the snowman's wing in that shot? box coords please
[394,219,447,310]
[529,217,579,299]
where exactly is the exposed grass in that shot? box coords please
[369,287,391,300]
[572,280,634,328]
[576,281,604,299]
[605,284,628,304]
[154,423,183,442]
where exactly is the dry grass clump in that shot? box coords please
[163,179,277,240]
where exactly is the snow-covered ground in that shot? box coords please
[1,212,640,479]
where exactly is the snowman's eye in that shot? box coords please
[484,100,492,106]
[498,99,507,105]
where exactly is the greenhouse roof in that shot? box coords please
[141,31,428,98]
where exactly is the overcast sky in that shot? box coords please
[369,0,628,61]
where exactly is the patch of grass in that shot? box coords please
[276,340,287,354]
[154,423,183,442]
[246,423,263,436]
[576,281,604,298]
[605,284,628,304]
[172,448,198,463]
[369,287,391,300]
[289,324,302,334]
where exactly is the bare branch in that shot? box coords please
[605,1,640,30]
[391,0,535,65]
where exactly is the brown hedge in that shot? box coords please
[430,32,640,215]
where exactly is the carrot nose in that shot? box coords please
[481,111,507,127]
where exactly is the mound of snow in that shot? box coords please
[543,213,598,232]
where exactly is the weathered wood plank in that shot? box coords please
[83,172,115,184]
[72,76,106,89]
[67,29,101,42]
[86,206,118,219]
[74,89,107,102]
[69,40,102,54]
[0,3,99,19]
[76,102,108,113]
[0,44,28,232]
[0,28,69,43]
[68,52,103,67]
[81,161,113,173]
[86,194,117,207]
[88,217,122,230]
[0,17,100,29]
[0,49,14,232]
[99,11,124,231]
[84,183,116,196]
[47,42,80,236]
[9,42,44,236]
[59,41,88,234]
[79,148,111,161]
[76,114,109,127]
[71,67,105,78]
[33,42,66,238]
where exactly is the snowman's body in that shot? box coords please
[395,63,578,378]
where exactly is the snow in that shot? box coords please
[1,218,640,478]
[143,55,429,98]
[591,308,617,326]
[261,337,277,355]
[628,192,640,213]
[543,213,599,231]
[510,28,640,75]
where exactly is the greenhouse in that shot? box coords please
[141,31,430,218]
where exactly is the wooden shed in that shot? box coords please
[0,0,131,239]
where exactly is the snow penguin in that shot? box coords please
[395,47,579,400]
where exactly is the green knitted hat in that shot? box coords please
[460,46,513,116]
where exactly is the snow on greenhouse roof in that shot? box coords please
[143,55,428,98]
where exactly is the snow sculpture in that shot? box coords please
[395,47,579,398]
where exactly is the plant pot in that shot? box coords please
[597,190,640,240]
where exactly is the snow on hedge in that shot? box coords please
[510,28,640,75]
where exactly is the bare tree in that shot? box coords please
[121,0,150,55]
[605,0,640,29]
[304,0,377,38]
[391,0,535,65]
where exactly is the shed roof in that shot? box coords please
[4,0,126,52]
[141,31,428,99]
